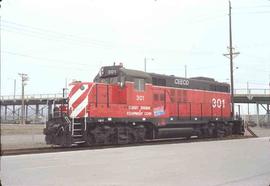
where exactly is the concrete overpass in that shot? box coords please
[0,93,66,123]
[234,89,270,104]
[234,89,270,126]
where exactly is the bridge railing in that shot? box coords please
[234,89,270,95]
[1,93,64,101]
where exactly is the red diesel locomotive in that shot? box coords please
[44,64,244,146]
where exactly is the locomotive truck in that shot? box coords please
[44,63,244,146]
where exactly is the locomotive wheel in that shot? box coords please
[103,126,115,144]
[60,134,71,147]
[216,123,225,138]
[225,123,233,136]
[200,125,208,138]
[56,126,69,147]
[207,123,215,137]
[136,125,145,142]
[85,132,95,146]
[128,133,136,144]
[45,133,53,144]
[216,129,225,138]
[185,135,191,140]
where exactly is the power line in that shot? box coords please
[2,50,89,67]
[3,19,241,56]
[2,26,219,56]
[235,81,270,86]
[1,20,122,51]
[234,5,270,9]
[1,24,156,53]
[1,27,115,50]
[233,11,270,15]
[242,54,270,62]
[2,20,115,46]
[184,14,227,25]
[239,66,270,73]
[2,51,94,71]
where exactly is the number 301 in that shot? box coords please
[212,98,225,108]
[136,95,144,101]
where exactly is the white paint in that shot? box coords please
[69,83,95,118]
[69,84,89,109]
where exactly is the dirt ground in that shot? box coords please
[1,124,45,135]
[1,124,49,150]
[250,126,270,137]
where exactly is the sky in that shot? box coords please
[1,0,270,97]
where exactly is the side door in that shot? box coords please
[127,78,153,118]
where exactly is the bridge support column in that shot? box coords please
[4,105,7,121]
[256,103,260,127]
[35,104,39,122]
[48,101,53,120]
[0,105,1,122]
[25,105,28,124]
[247,103,251,123]
[267,104,270,125]
[17,108,20,117]
[13,104,16,121]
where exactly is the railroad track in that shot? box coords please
[1,135,254,156]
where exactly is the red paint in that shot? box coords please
[68,81,231,122]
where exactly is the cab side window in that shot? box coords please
[134,78,145,91]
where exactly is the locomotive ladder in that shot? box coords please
[70,108,87,144]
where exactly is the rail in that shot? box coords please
[2,135,251,156]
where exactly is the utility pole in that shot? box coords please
[13,79,16,121]
[269,74,270,94]
[65,78,68,90]
[18,73,29,124]
[144,57,154,72]
[144,57,146,72]
[184,65,187,78]
[0,13,2,124]
[223,0,239,118]
[247,81,250,122]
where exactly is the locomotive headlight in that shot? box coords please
[80,85,85,90]
[99,67,104,76]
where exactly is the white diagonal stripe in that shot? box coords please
[70,96,88,118]
[69,83,95,118]
[69,84,89,108]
